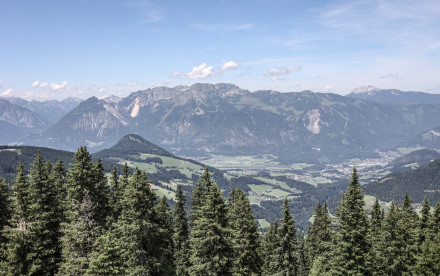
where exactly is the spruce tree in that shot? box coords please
[117,168,174,275]
[58,192,101,275]
[91,158,110,226]
[412,232,440,275]
[173,185,190,276]
[418,195,431,247]
[331,167,370,276]
[108,166,121,222]
[276,197,298,275]
[155,196,175,274]
[369,197,387,275]
[307,202,333,274]
[227,187,261,276]
[189,167,231,276]
[86,227,123,276]
[0,177,12,274]
[431,201,440,234]
[6,162,32,275]
[27,154,62,275]
[262,222,281,275]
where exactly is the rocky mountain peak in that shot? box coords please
[351,85,380,94]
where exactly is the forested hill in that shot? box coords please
[0,146,75,183]
[364,158,440,203]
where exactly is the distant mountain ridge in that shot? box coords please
[1,96,81,124]
[0,98,49,144]
[347,86,440,104]
[19,83,440,163]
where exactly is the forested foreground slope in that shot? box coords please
[1,149,440,275]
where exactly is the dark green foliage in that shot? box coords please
[0,177,12,273]
[432,202,440,234]
[189,167,231,276]
[278,198,298,275]
[173,185,190,276]
[91,158,110,226]
[262,222,280,275]
[5,162,32,275]
[306,202,333,274]
[108,166,121,223]
[58,192,101,275]
[26,153,62,275]
[227,188,261,276]
[412,232,440,275]
[67,147,108,227]
[419,195,431,247]
[86,228,124,276]
[331,167,371,276]
[364,158,440,203]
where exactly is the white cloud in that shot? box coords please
[263,66,302,78]
[0,88,12,97]
[98,87,107,93]
[194,23,253,32]
[50,81,68,91]
[32,81,49,88]
[221,61,238,73]
[127,81,137,86]
[172,63,215,79]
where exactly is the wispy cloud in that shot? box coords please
[127,81,138,86]
[145,10,162,22]
[98,87,107,93]
[0,88,12,97]
[379,74,403,80]
[194,23,253,32]
[32,81,49,88]
[0,81,3,88]
[263,66,302,81]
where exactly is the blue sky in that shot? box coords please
[1,0,440,100]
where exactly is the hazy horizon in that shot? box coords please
[1,0,440,100]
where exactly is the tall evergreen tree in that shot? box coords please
[91,158,110,226]
[117,168,173,275]
[108,166,121,222]
[227,187,261,276]
[330,167,371,276]
[418,195,431,247]
[369,197,387,275]
[276,197,298,275]
[58,192,101,276]
[27,154,62,275]
[307,202,333,274]
[173,185,190,276]
[6,162,32,275]
[262,222,281,275]
[189,167,231,276]
[432,202,440,234]
[0,177,12,274]
[155,196,175,275]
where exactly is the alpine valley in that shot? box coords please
[2,83,440,228]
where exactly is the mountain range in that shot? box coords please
[3,84,440,163]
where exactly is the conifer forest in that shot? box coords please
[1,147,440,276]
